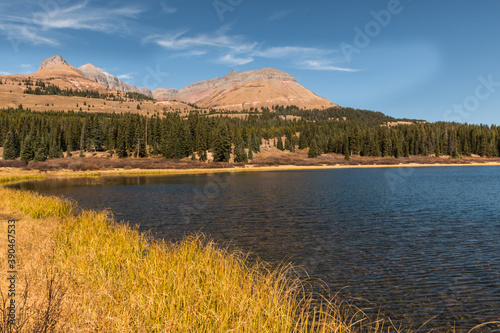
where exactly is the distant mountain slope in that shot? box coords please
[0,55,191,114]
[153,68,336,110]
[35,55,152,97]
[2,55,336,111]
[78,63,152,98]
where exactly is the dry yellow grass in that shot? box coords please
[0,76,195,115]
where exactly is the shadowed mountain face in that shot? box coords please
[153,68,337,110]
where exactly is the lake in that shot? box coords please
[11,166,500,332]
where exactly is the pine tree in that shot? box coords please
[326,137,335,154]
[20,135,34,162]
[66,144,73,158]
[247,148,254,160]
[233,139,248,163]
[212,124,231,162]
[33,144,48,162]
[308,138,320,158]
[276,137,284,151]
[284,137,293,152]
[250,134,260,153]
[199,150,207,162]
[344,150,351,161]
[2,131,19,160]
[48,141,63,159]
[116,129,128,158]
[298,133,308,149]
[342,136,350,156]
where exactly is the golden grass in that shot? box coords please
[0,174,46,185]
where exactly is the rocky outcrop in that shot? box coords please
[78,64,152,97]
[36,55,84,77]
[39,55,72,72]
[152,88,179,100]
[138,87,153,98]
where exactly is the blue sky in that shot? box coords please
[1,0,499,125]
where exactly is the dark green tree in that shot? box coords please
[48,141,63,159]
[308,138,321,158]
[247,148,254,160]
[276,137,284,151]
[233,139,248,163]
[212,124,231,162]
[2,131,19,160]
[116,128,128,158]
[20,135,34,162]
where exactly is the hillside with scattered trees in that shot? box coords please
[1,106,499,163]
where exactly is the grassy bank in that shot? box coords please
[0,182,385,332]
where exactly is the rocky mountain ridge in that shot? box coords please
[12,55,336,110]
[37,55,152,97]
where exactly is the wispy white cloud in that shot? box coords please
[147,27,357,73]
[253,46,335,59]
[148,29,256,53]
[268,9,295,21]
[217,54,254,66]
[0,0,145,48]
[38,1,144,32]
[300,60,360,72]
[160,2,177,14]
[117,73,135,80]
[0,23,60,46]
[0,71,12,75]
[170,50,207,58]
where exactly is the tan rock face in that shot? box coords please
[38,55,70,71]
[151,88,179,100]
[78,63,153,97]
[153,68,336,110]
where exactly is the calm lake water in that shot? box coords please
[11,166,500,332]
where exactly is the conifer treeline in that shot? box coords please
[1,107,499,162]
[21,78,153,101]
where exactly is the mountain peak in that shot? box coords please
[78,63,153,98]
[156,67,333,110]
[221,67,297,83]
[79,63,102,71]
[39,55,69,71]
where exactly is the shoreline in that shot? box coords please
[1,161,500,181]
